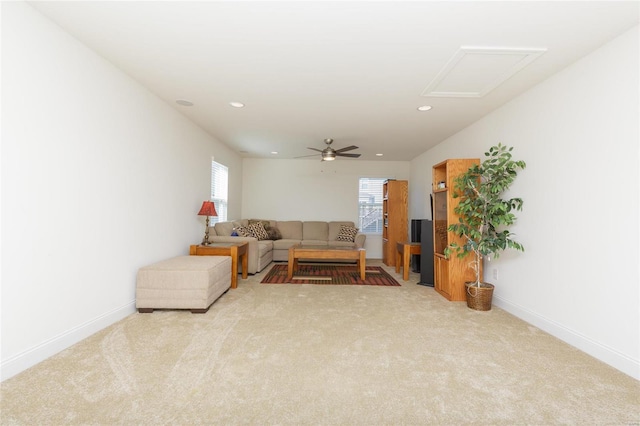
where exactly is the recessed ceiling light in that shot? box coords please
[376,153,384,157]
[229,101,245,108]
[417,105,432,111]
[176,99,193,106]
[270,151,278,155]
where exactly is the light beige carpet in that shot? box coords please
[2,261,639,425]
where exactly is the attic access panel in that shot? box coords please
[422,46,547,98]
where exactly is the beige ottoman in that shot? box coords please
[136,255,232,313]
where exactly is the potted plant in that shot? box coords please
[445,143,526,311]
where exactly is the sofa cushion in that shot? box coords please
[214,221,236,236]
[272,239,300,250]
[276,221,303,239]
[301,240,329,246]
[303,221,329,241]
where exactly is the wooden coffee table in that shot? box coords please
[190,242,248,289]
[287,244,366,280]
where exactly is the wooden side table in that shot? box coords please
[395,241,421,281]
[189,242,248,289]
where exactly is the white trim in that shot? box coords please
[493,295,640,380]
[0,301,136,381]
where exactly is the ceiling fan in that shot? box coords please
[297,138,361,161]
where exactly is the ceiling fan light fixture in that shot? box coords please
[301,138,360,161]
[322,152,336,161]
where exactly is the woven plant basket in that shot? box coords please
[465,282,495,311]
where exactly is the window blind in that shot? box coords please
[210,161,228,224]
[358,178,386,234]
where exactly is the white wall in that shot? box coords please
[410,26,639,379]
[0,3,242,380]
[241,159,410,258]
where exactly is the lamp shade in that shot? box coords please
[198,201,218,217]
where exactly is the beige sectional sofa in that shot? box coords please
[208,219,366,274]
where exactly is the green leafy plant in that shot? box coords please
[445,143,526,287]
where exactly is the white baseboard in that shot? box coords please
[493,295,640,381]
[0,301,136,382]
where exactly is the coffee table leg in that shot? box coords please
[359,250,366,280]
[287,248,294,280]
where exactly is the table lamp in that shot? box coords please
[197,201,218,245]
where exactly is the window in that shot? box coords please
[210,160,228,224]
[358,178,386,234]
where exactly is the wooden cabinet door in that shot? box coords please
[434,256,451,299]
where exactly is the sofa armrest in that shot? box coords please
[354,233,366,249]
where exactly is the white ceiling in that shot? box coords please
[29,1,639,161]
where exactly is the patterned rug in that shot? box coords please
[261,264,401,286]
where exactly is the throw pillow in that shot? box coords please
[248,222,269,240]
[234,226,251,237]
[336,225,358,242]
[266,225,282,240]
[249,219,271,228]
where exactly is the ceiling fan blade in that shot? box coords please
[335,145,359,153]
[336,153,361,158]
[307,147,323,152]
[295,153,321,158]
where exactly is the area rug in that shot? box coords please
[261,264,401,286]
